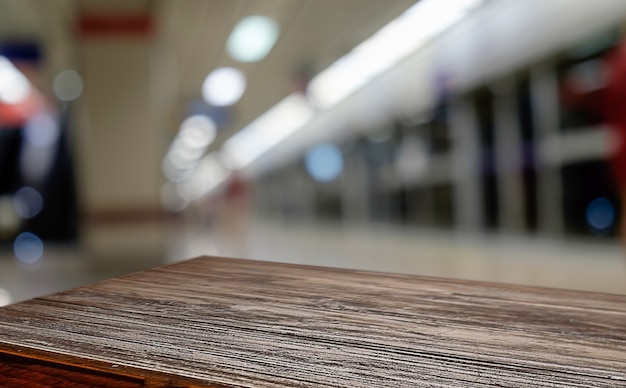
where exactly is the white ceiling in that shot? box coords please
[160,0,417,147]
[0,0,417,147]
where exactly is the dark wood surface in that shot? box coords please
[0,256,625,387]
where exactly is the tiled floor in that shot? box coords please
[171,220,626,294]
[1,218,625,306]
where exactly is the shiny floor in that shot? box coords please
[1,218,625,306]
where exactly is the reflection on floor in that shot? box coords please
[1,218,625,305]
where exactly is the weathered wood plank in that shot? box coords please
[0,256,625,387]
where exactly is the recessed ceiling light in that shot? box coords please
[179,115,217,148]
[227,16,280,63]
[202,67,246,107]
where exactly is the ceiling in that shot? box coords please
[0,0,417,148]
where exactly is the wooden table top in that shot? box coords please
[0,256,625,387]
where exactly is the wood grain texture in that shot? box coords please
[0,256,625,387]
[0,352,143,387]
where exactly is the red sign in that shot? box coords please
[78,13,153,38]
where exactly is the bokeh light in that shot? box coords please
[53,70,83,101]
[162,158,194,182]
[24,113,60,148]
[305,144,344,182]
[13,232,44,265]
[162,115,218,182]
[202,67,246,107]
[12,187,44,219]
[179,115,217,149]
[227,16,280,63]
[0,55,31,104]
[585,197,616,233]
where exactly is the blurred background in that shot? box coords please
[1,0,626,305]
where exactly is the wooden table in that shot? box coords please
[0,256,625,387]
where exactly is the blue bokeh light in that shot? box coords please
[12,186,43,219]
[585,197,616,233]
[13,232,44,265]
[305,144,344,182]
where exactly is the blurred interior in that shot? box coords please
[1,0,626,306]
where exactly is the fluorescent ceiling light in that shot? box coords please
[218,0,482,175]
[202,67,246,106]
[308,0,483,109]
[0,56,31,105]
[222,94,313,169]
[227,16,280,62]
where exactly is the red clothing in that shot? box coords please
[0,90,43,128]
[604,41,626,187]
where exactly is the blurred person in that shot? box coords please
[562,31,626,248]
[606,39,626,250]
